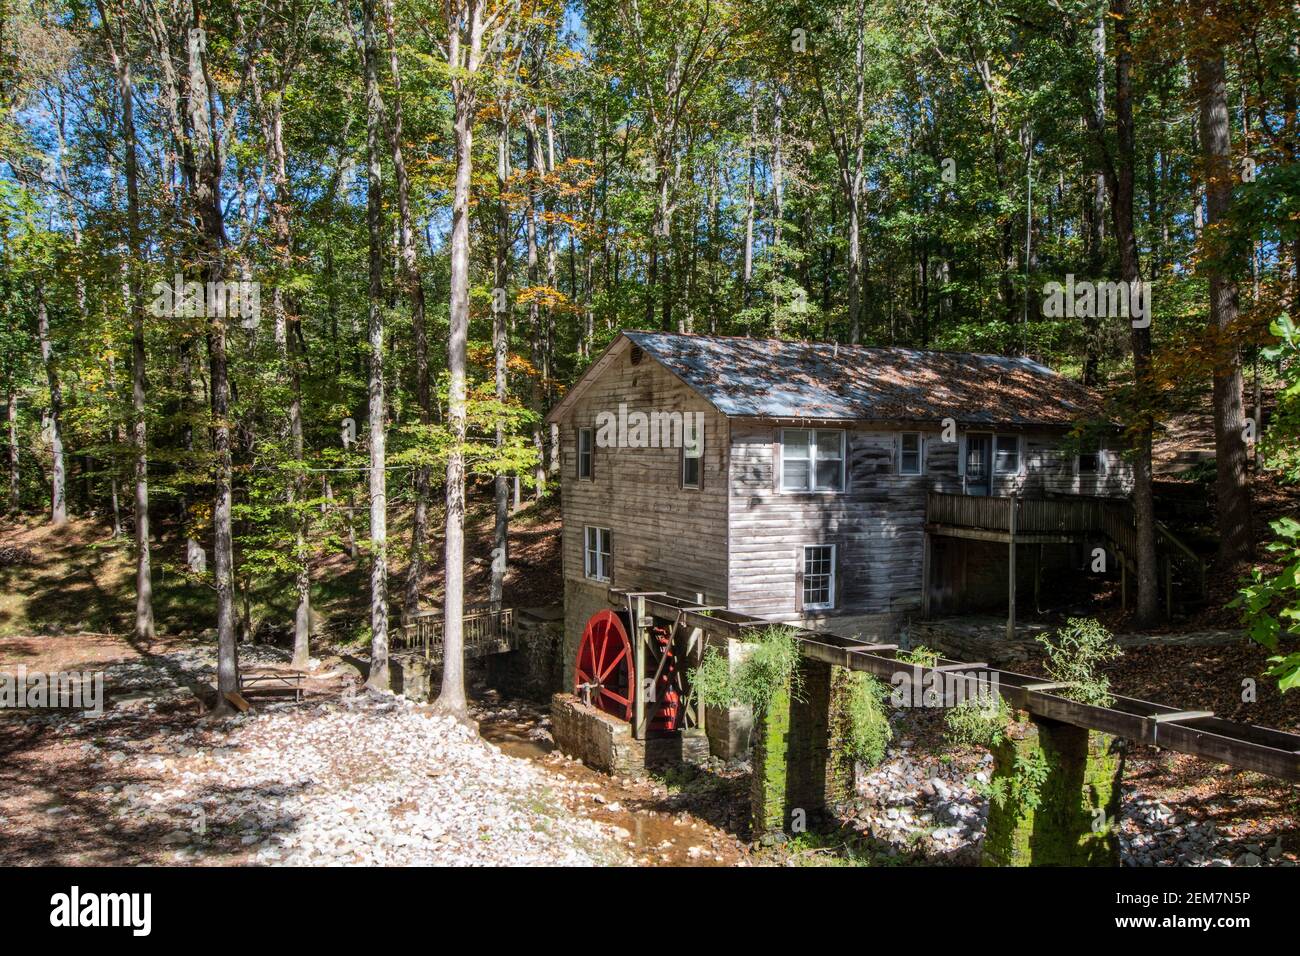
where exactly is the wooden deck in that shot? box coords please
[927,491,1113,542]
[393,606,517,664]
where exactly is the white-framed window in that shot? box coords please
[584,526,612,582]
[899,432,923,476]
[682,434,702,489]
[1077,443,1102,475]
[994,435,1021,475]
[577,427,594,480]
[802,544,836,610]
[781,428,846,492]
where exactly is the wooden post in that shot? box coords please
[633,594,647,738]
[1007,494,1017,640]
[1170,554,1180,621]
[1033,544,1042,613]
[921,532,932,618]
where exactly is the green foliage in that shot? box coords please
[1233,516,1300,692]
[985,746,1051,813]
[691,625,803,717]
[1036,618,1122,707]
[944,695,1012,750]
[897,644,939,667]
[1260,315,1300,482]
[842,673,892,767]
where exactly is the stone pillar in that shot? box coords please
[704,636,754,761]
[983,714,1124,866]
[750,657,855,839]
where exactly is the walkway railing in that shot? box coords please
[394,605,516,664]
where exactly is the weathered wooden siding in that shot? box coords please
[727,425,1131,623]
[727,423,927,622]
[928,434,1133,497]
[557,341,730,605]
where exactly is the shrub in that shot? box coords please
[843,673,892,767]
[944,695,1012,749]
[1036,618,1122,707]
[691,625,804,717]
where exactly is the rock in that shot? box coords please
[1237,852,1261,867]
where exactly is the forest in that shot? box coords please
[1,0,1298,728]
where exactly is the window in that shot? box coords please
[802,545,836,610]
[899,432,923,476]
[584,526,612,582]
[994,435,1021,475]
[1078,443,1101,475]
[682,435,702,489]
[781,429,845,492]
[577,427,594,480]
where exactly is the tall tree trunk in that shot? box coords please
[386,0,432,620]
[363,0,390,690]
[101,0,154,640]
[252,34,311,666]
[1082,10,1107,385]
[1194,41,1252,565]
[491,125,511,612]
[187,18,238,707]
[437,0,485,720]
[6,387,17,512]
[742,90,756,306]
[36,288,65,527]
[1110,0,1159,624]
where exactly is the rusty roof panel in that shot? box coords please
[624,331,1102,426]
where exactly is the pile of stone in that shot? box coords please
[847,739,989,863]
[1118,795,1291,867]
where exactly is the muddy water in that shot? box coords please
[476,706,750,867]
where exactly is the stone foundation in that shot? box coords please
[750,658,855,838]
[550,693,710,778]
[982,714,1123,866]
[484,606,565,701]
[391,654,432,701]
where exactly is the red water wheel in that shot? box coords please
[574,610,633,721]
[647,624,683,734]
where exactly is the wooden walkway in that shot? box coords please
[392,606,517,664]
[612,587,1300,783]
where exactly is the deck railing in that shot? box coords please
[394,604,516,664]
[925,492,1107,535]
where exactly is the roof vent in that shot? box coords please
[630,345,644,366]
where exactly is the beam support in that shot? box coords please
[983,715,1124,866]
[751,658,855,841]
[1007,494,1017,640]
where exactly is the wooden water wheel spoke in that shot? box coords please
[599,687,629,706]
[598,645,628,682]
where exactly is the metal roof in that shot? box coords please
[620,331,1102,426]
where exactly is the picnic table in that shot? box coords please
[238,668,307,703]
